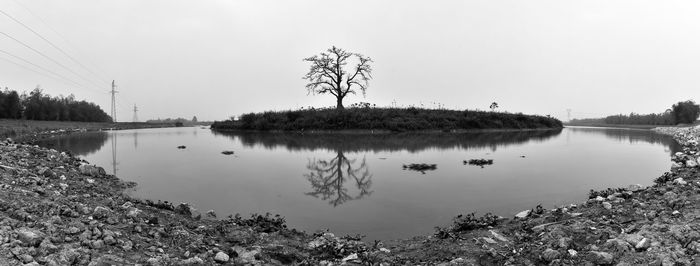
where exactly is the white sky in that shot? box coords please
[1,0,699,121]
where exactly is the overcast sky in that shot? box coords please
[1,0,699,121]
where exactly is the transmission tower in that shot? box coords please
[132,104,138,122]
[566,109,572,121]
[110,80,118,122]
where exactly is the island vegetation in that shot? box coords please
[211,107,563,132]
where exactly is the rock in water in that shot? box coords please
[214,252,229,263]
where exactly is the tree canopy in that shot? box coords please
[671,100,700,124]
[303,46,373,109]
[0,87,111,122]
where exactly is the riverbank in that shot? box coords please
[212,108,563,132]
[0,119,181,142]
[564,123,660,129]
[0,126,698,265]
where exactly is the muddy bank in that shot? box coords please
[0,126,698,265]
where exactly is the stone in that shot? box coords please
[175,203,193,216]
[481,237,497,244]
[90,240,105,249]
[623,234,643,246]
[559,237,572,249]
[93,206,111,219]
[635,238,650,250]
[489,230,509,242]
[602,202,612,210]
[674,178,688,185]
[104,235,116,245]
[595,196,606,202]
[514,209,531,219]
[687,159,699,168]
[67,227,81,235]
[179,257,204,265]
[78,164,105,177]
[20,254,34,263]
[627,184,643,192]
[542,248,560,261]
[126,207,142,218]
[588,251,614,265]
[16,228,44,247]
[214,252,229,263]
[342,253,358,262]
[568,249,578,257]
[206,210,217,218]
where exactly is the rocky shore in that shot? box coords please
[0,126,698,265]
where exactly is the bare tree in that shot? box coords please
[490,102,499,112]
[303,46,373,109]
[304,151,373,207]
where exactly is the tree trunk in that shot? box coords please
[336,97,344,109]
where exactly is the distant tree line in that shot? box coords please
[570,100,700,126]
[0,87,112,122]
[145,117,195,124]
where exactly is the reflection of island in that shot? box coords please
[35,132,109,156]
[212,129,564,153]
[305,151,373,207]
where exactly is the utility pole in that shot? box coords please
[110,80,118,122]
[132,104,138,122]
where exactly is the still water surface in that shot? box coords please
[37,127,679,240]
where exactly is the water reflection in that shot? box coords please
[37,131,109,156]
[305,151,373,207]
[213,129,564,153]
[566,127,681,155]
[214,130,565,206]
[111,132,118,176]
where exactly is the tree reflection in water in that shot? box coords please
[305,151,373,207]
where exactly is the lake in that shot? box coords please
[37,126,679,240]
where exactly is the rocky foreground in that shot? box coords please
[0,126,699,265]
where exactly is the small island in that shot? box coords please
[212,47,562,132]
[211,107,563,132]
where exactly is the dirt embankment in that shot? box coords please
[0,126,698,265]
[0,119,181,141]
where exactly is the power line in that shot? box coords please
[9,0,111,82]
[0,8,109,85]
[0,31,106,89]
[0,54,86,92]
[0,49,92,90]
